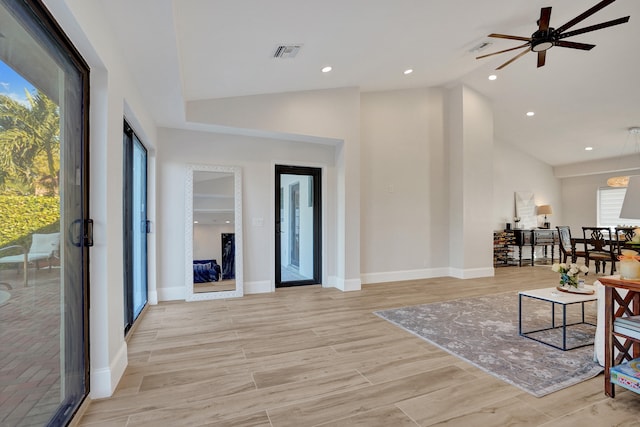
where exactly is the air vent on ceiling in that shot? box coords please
[273,44,302,59]
[469,41,493,53]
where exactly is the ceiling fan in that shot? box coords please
[477,0,630,70]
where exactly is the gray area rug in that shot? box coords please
[375,292,603,397]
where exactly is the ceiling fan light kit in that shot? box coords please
[477,0,630,70]
[530,29,555,52]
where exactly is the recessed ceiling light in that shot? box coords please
[404,69,413,75]
[526,111,535,117]
[488,74,497,81]
[321,66,332,73]
[585,147,593,151]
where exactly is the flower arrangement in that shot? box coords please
[551,263,589,288]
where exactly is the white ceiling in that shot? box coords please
[99,0,640,167]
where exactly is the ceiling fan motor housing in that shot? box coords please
[531,28,556,51]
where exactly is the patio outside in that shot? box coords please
[0,59,63,426]
[0,265,61,426]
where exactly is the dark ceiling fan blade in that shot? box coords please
[496,48,530,70]
[537,50,546,68]
[476,42,530,59]
[554,40,596,50]
[538,7,552,31]
[488,33,531,42]
[555,0,616,33]
[558,16,630,39]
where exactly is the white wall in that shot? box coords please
[360,88,449,283]
[157,128,336,297]
[193,224,233,262]
[185,87,361,290]
[493,139,562,230]
[447,86,494,278]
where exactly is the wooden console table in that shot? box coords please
[514,229,558,267]
[492,229,558,267]
[599,276,640,397]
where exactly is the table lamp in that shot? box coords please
[537,205,552,228]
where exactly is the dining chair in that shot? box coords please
[556,226,586,264]
[581,227,617,275]
[614,226,636,255]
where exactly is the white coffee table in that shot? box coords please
[518,286,597,351]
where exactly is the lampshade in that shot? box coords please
[607,176,630,187]
[620,175,640,219]
[537,205,552,215]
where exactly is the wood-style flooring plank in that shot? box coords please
[396,374,530,425]
[267,367,470,427]
[413,396,552,427]
[536,392,640,426]
[76,266,640,426]
[315,406,419,426]
[122,370,372,426]
[206,411,273,427]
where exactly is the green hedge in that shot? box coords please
[0,195,60,249]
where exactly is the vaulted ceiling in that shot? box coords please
[99,0,640,167]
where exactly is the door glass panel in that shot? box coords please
[281,176,312,281]
[123,124,147,332]
[0,1,89,425]
[132,136,147,319]
[275,166,321,286]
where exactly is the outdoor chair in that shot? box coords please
[0,232,60,286]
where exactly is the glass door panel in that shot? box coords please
[132,135,148,320]
[0,1,90,425]
[123,123,148,333]
[275,165,321,287]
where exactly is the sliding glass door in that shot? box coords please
[0,0,90,425]
[123,121,148,334]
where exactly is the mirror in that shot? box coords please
[185,165,243,301]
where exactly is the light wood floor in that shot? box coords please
[77,266,640,426]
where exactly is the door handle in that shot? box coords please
[70,219,94,247]
[84,219,94,247]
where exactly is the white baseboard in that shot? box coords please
[147,289,158,305]
[448,267,495,279]
[326,275,338,288]
[330,277,361,291]
[361,267,493,283]
[90,341,127,399]
[157,286,185,301]
[244,280,363,293]
[361,267,449,284]
[244,280,273,294]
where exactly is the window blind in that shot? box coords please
[598,187,640,228]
